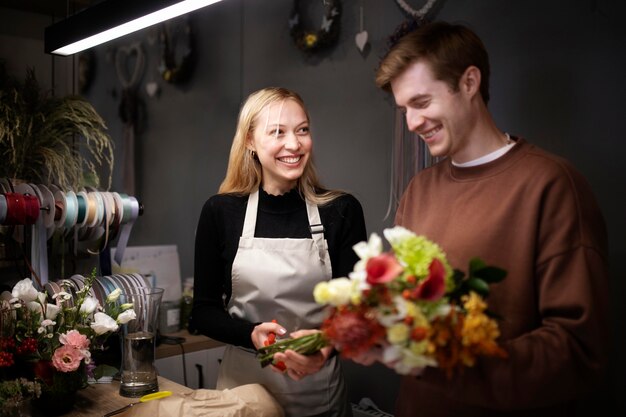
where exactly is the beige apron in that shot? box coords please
[217,189,351,417]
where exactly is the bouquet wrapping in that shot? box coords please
[258,226,508,377]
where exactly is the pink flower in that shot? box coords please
[59,330,90,350]
[51,345,84,372]
[414,258,446,301]
[365,253,403,285]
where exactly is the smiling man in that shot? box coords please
[374,21,610,417]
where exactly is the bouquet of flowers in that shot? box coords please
[0,269,135,404]
[257,226,508,377]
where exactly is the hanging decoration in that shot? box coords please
[115,42,146,196]
[384,0,440,56]
[158,17,196,84]
[384,108,443,220]
[394,0,438,20]
[384,0,442,220]
[288,0,342,53]
[355,0,369,54]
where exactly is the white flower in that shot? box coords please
[91,312,119,335]
[383,226,415,246]
[116,309,136,324]
[382,344,436,375]
[27,301,43,315]
[377,295,408,327]
[313,278,355,306]
[106,288,122,303]
[120,303,134,311]
[45,303,60,320]
[38,319,55,335]
[352,233,383,270]
[395,349,436,375]
[80,297,99,314]
[11,278,39,302]
[52,291,71,301]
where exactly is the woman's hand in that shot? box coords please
[251,321,286,350]
[272,329,333,381]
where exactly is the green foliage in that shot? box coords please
[448,257,507,304]
[0,60,113,189]
[0,378,41,409]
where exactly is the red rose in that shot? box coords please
[366,253,403,285]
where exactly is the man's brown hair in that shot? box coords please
[376,21,491,104]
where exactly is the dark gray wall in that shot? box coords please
[2,0,625,413]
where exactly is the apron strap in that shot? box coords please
[305,199,327,263]
[242,189,259,238]
[243,189,327,262]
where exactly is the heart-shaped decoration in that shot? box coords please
[115,43,145,88]
[355,30,369,52]
[145,81,159,98]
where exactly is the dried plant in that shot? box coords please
[0,61,113,189]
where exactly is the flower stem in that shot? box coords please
[257,332,329,368]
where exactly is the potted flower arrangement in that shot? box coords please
[0,270,135,416]
[0,60,114,190]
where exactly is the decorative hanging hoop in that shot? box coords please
[394,0,438,20]
[158,17,196,84]
[288,0,342,53]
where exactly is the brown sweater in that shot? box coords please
[394,138,610,416]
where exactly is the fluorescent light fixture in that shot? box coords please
[45,0,223,56]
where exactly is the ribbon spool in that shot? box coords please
[36,184,57,239]
[76,191,89,228]
[50,185,67,229]
[113,194,140,266]
[11,183,47,286]
[1,177,144,267]
[64,191,79,231]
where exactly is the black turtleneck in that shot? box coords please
[191,188,367,349]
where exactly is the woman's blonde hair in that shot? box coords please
[219,87,342,205]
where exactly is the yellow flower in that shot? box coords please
[409,340,429,355]
[387,323,410,344]
[463,291,487,313]
[304,33,318,47]
[461,292,501,346]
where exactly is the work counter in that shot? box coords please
[69,376,190,417]
[68,331,223,416]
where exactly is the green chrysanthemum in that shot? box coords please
[390,234,454,290]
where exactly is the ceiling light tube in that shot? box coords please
[45,0,223,56]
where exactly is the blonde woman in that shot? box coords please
[192,87,366,417]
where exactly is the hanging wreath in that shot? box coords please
[384,0,440,55]
[288,0,342,53]
[158,17,196,84]
[394,0,438,20]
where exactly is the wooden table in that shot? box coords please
[69,377,192,417]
